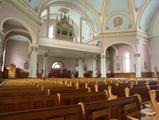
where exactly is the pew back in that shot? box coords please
[0,104,83,120]
[80,95,140,120]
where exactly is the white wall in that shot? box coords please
[140,42,151,72]
[151,38,159,72]
[107,44,135,73]
[151,13,159,37]
[5,40,29,70]
[107,47,115,73]
[150,13,159,72]
[84,57,93,71]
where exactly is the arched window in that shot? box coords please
[123,52,130,72]
[48,25,54,39]
[52,62,63,69]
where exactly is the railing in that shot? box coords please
[38,38,102,53]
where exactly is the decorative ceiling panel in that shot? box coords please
[108,0,130,14]
[89,0,103,15]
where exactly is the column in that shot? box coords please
[42,53,48,78]
[72,20,75,42]
[0,30,4,71]
[135,53,141,77]
[29,45,38,78]
[46,7,50,38]
[79,17,82,43]
[1,49,5,72]
[67,16,70,41]
[78,58,83,78]
[92,57,97,77]
[60,13,62,39]
[100,53,107,78]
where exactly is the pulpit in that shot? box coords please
[8,64,16,78]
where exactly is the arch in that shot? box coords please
[3,36,30,70]
[109,46,119,56]
[4,36,30,50]
[0,17,36,44]
[3,29,32,44]
[137,0,159,32]
[4,28,29,37]
[104,41,137,53]
[143,43,151,56]
[52,61,64,69]
[41,1,101,34]
[150,10,159,37]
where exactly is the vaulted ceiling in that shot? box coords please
[24,0,159,36]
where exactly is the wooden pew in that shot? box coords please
[149,84,159,90]
[0,104,83,120]
[0,87,47,97]
[58,92,108,105]
[79,95,140,120]
[107,85,118,100]
[3,79,33,87]
[104,82,130,100]
[127,86,151,105]
[48,87,88,95]
[0,95,59,113]
[0,86,37,90]
[0,90,46,97]
[148,80,158,86]
[97,81,108,92]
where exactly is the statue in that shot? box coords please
[154,67,158,78]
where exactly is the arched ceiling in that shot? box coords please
[138,0,159,33]
[24,0,159,36]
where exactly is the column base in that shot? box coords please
[101,75,107,78]
[29,76,37,78]
[78,76,83,78]
[136,74,141,78]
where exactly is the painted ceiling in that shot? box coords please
[24,0,159,37]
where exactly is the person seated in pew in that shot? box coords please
[149,90,159,120]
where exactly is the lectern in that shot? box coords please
[8,64,16,78]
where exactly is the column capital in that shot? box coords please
[92,56,97,60]
[44,53,48,57]
[100,54,106,58]
[134,53,141,57]
[80,17,83,22]
[47,7,50,13]
[78,57,84,60]
[0,29,4,37]
[31,45,38,52]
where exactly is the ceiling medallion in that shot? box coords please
[113,17,123,28]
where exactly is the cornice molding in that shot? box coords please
[5,0,42,25]
[86,31,136,41]
[151,36,159,40]
[136,31,150,40]
[85,30,151,44]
